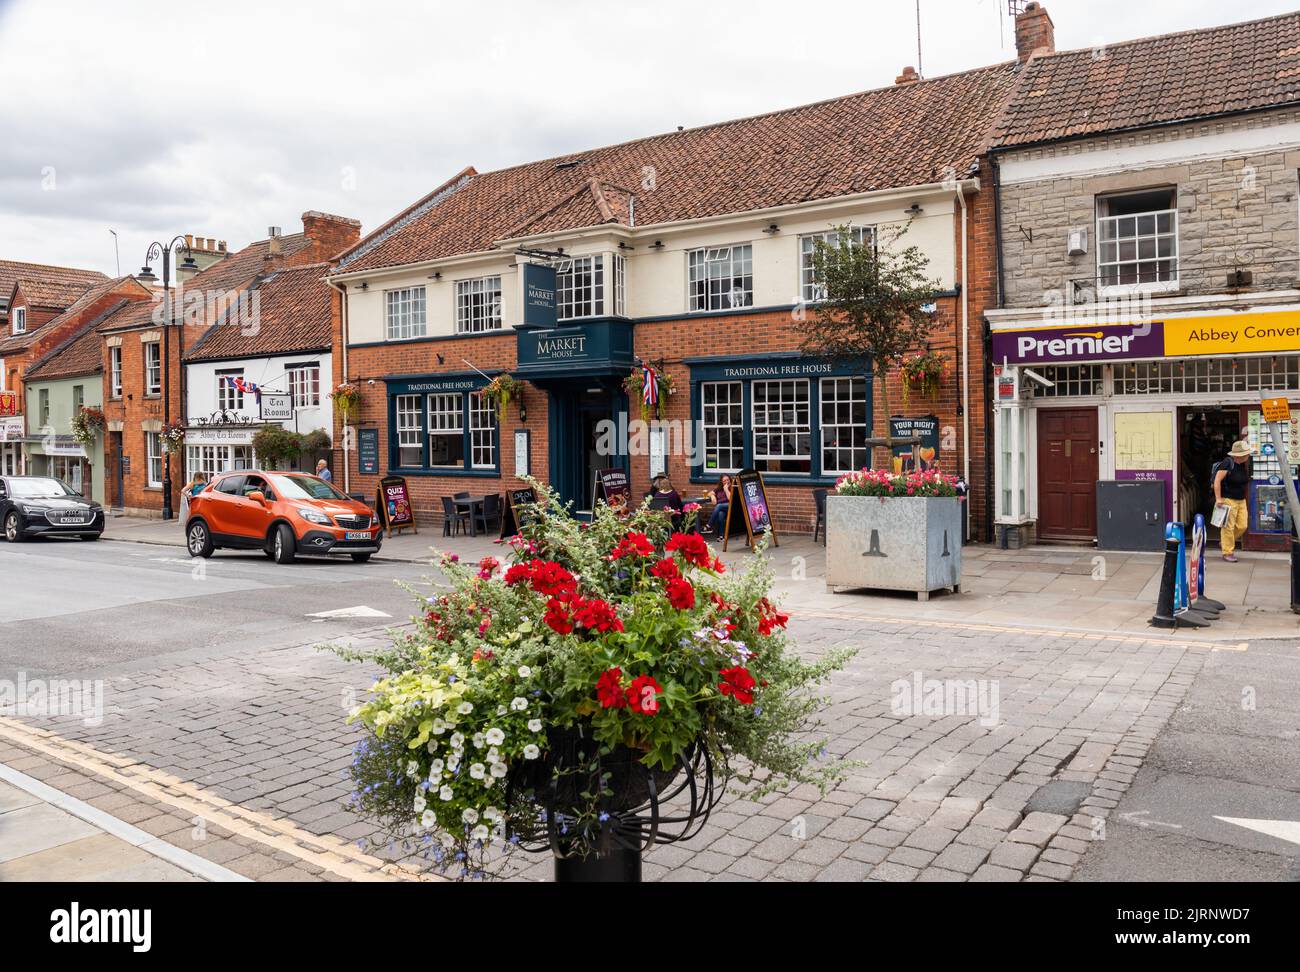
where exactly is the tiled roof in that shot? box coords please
[0,275,140,355]
[184,263,333,362]
[0,260,106,307]
[24,306,121,381]
[12,277,100,309]
[993,11,1300,148]
[335,62,1022,274]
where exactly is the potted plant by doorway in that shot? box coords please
[334,483,853,881]
[825,467,963,601]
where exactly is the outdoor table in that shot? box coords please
[454,495,489,536]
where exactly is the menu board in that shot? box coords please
[499,486,539,538]
[596,467,630,511]
[376,475,416,534]
[890,415,940,472]
[724,469,778,551]
[357,428,380,475]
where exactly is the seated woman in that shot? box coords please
[702,475,734,536]
[647,474,684,531]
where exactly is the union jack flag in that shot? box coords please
[642,365,658,409]
[224,375,261,401]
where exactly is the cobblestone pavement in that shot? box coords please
[13,609,1214,882]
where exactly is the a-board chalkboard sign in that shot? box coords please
[595,467,631,511]
[376,475,417,536]
[499,486,540,538]
[723,469,778,551]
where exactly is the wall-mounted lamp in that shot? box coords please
[617,242,634,251]
[358,281,369,290]
[762,223,780,234]
[650,240,665,250]
[429,271,442,281]
[905,203,923,217]
[519,401,528,423]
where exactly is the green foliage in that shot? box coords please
[252,425,304,469]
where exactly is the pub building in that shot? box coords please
[327,60,1017,536]
[986,8,1300,551]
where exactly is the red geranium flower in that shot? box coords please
[573,596,624,633]
[666,532,711,568]
[543,597,574,634]
[478,556,500,579]
[718,666,757,704]
[665,577,696,610]
[611,532,655,560]
[596,667,626,709]
[626,674,663,715]
[530,560,578,598]
[756,597,789,636]
[650,558,679,581]
[504,562,533,586]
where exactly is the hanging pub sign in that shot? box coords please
[724,469,778,551]
[499,485,539,538]
[357,427,380,475]
[259,393,293,422]
[889,415,941,472]
[522,263,557,328]
[376,475,417,535]
[595,467,631,511]
[0,390,17,418]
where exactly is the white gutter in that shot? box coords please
[324,277,350,494]
[955,184,970,537]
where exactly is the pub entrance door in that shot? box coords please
[545,379,629,515]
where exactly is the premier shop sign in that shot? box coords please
[991,322,1165,365]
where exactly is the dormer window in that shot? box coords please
[12,307,25,335]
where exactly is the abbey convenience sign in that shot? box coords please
[992,308,1300,364]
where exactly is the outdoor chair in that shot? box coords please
[812,488,828,544]
[474,493,502,535]
[441,495,469,537]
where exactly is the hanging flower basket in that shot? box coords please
[483,374,523,424]
[161,420,186,454]
[900,350,947,405]
[623,366,675,421]
[331,382,361,423]
[70,406,106,446]
[336,482,854,881]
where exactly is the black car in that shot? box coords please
[0,475,105,542]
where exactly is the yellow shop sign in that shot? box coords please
[1163,309,1300,356]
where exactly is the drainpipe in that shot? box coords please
[988,153,1007,543]
[325,277,350,494]
[955,182,970,538]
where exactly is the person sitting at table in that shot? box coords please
[647,474,683,530]
[702,474,734,536]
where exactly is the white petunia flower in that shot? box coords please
[421,809,436,828]
[472,732,486,749]
[527,719,542,733]
[449,732,465,750]
[469,762,486,780]
[447,754,461,772]
[471,824,490,841]
[485,728,505,746]
[510,697,528,711]
[486,747,500,764]
[462,808,479,824]
[457,702,473,715]
[484,807,502,822]
[431,718,447,735]
[517,665,531,678]
[428,759,445,778]
[439,785,454,801]
[413,795,427,813]
[497,705,508,716]
[490,761,508,779]
[523,744,540,760]
[406,760,419,777]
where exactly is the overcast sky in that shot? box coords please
[1,0,1293,273]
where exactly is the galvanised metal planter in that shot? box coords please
[825,494,962,601]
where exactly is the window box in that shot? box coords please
[825,494,962,600]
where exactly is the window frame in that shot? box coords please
[818,376,869,476]
[216,369,244,412]
[699,380,745,474]
[799,226,876,303]
[454,276,504,334]
[12,306,25,335]
[385,285,428,341]
[555,255,604,321]
[426,392,466,468]
[146,431,163,487]
[1095,188,1179,293]
[144,342,162,396]
[687,244,754,313]
[751,378,812,475]
[387,384,501,476]
[109,346,122,398]
[285,362,321,409]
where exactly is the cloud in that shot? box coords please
[0,0,1294,272]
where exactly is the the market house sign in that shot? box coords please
[993,307,1300,364]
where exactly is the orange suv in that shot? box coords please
[185,470,383,564]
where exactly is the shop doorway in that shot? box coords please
[108,431,124,510]
[1037,407,1098,541]
[544,380,628,516]
[1178,407,1239,533]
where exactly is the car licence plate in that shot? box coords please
[58,515,88,525]
[345,531,370,541]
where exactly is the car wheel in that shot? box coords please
[186,520,214,559]
[272,524,296,564]
[4,511,24,542]
[350,552,372,563]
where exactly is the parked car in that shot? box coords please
[185,469,382,563]
[0,475,105,542]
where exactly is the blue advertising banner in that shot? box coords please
[522,263,557,328]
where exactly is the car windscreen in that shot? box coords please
[270,474,350,502]
[8,478,74,498]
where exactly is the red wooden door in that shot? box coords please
[1037,408,1099,540]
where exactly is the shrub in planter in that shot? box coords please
[826,468,964,600]
[336,483,853,879]
[252,426,304,470]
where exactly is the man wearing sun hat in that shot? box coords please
[1213,439,1254,562]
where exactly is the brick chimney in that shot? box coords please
[301,211,362,263]
[1015,2,1054,61]
[895,65,920,85]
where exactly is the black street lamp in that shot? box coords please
[138,237,198,521]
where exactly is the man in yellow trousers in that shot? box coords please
[1213,440,1253,562]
